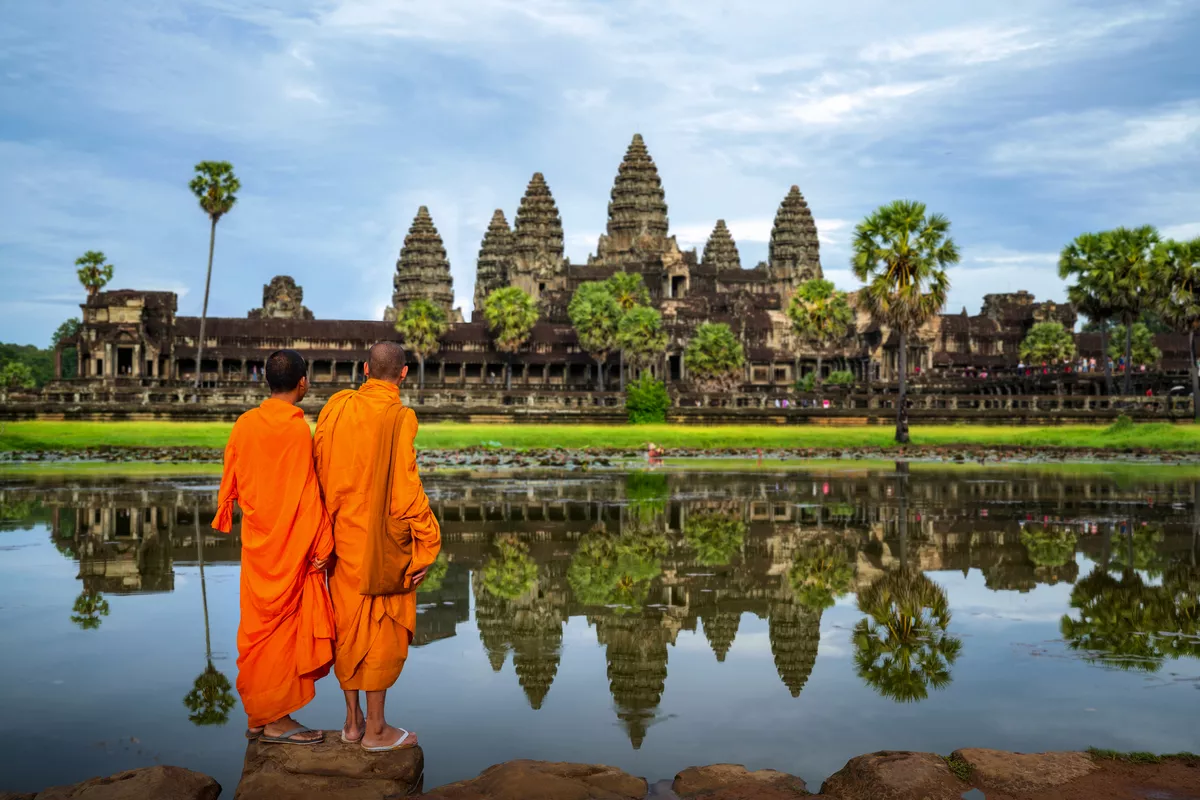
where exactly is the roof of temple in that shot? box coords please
[474,209,515,312]
[393,206,454,312]
[513,173,564,264]
[701,219,741,271]
[605,133,669,243]
[768,185,820,276]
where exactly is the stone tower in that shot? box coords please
[768,601,821,698]
[768,185,822,294]
[701,220,742,272]
[701,608,740,662]
[473,209,515,314]
[387,206,455,321]
[248,275,313,320]
[510,173,566,302]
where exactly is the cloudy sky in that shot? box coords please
[2,0,1198,346]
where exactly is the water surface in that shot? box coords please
[1,465,1197,793]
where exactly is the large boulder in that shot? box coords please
[32,766,220,800]
[819,751,965,800]
[952,748,1097,795]
[420,760,647,800]
[672,764,811,799]
[235,732,424,799]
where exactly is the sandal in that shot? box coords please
[259,725,324,746]
[361,728,416,752]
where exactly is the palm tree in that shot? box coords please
[184,505,234,726]
[616,306,668,385]
[188,161,241,390]
[568,281,622,391]
[683,322,745,391]
[606,272,651,389]
[683,511,746,567]
[70,589,111,630]
[1153,237,1200,420]
[483,287,539,390]
[75,251,114,297]
[788,542,856,611]
[1060,233,1118,395]
[394,298,448,390]
[787,278,854,385]
[480,536,539,600]
[1105,227,1161,395]
[851,200,958,443]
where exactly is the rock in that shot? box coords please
[672,764,810,799]
[34,766,220,800]
[0,793,37,800]
[819,751,964,800]
[420,760,646,800]
[235,733,423,800]
[952,748,1097,795]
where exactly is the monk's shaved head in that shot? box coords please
[368,341,407,382]
[266,349,307,393]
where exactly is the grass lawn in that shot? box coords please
[3,419,1200,452]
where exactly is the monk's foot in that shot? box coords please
[262,716,323,743]
[246,726,265,739]
[342,708,365,743]
[361,723,418,751]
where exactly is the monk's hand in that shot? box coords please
[410,567,430,587]
[311,556,330,572]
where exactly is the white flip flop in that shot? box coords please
[361,728,417,752]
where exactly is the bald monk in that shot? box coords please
[313,341,441,751]
[212,349,335,745]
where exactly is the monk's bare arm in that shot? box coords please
[394,409,442,578]
[212,432,239,533]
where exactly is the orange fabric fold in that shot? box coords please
[313,379,442,691]
[212,397,336,727]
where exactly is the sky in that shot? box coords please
[2,0,1199,347]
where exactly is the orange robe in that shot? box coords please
[313,378,442,691]
[212,397,336,727]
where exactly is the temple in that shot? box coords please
[27,132,1190,420]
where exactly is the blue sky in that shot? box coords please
[2,0,1198,346]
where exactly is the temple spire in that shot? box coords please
[513,172,564,267]
[389,206,454,319]
[605,133,669,246]
[701,219,741,271]
[768,185,821,286]
[473,209,515,313]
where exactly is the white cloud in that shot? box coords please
[861,25,1045,65]
[1161,222,1200,240]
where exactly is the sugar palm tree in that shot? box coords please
[1060,234,1117,394]
[568,281,622,391]
[70,589,110,630]
[188,161,240,390]
[1153,237,1200,420]
[851,200,958,443]
[184,505,234,726]
[683,511,746,567]
[787,278,854,385]
[483,286,539,390]
[394,298,448,390]
[1105,226,1161,395]
[606,273,651,388]
[683,322,745,391]
[75,251,114,297]
[616,306,668,386]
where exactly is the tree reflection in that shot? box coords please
[480,536,538,600]
[852,570,963,703]
[70,590,110,630]
[417,551,450,594]
[788,541,855,611]
[568,525,667,614]
[185,507,234,727]
[683,511,745,567]
[1020,525,1078,568]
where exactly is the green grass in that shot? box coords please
[4,419,1200,453]
[942,753,972,781]
[0,461,224,478]
[1086,748,1200,764]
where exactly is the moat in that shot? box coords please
[1,465,1197,795]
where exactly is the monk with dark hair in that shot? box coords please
[314,340,442,751]
[213,348,335,745]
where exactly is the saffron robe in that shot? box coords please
[212,398,336,727]
[313,379,442,691]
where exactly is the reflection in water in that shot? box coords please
[4,467,1200,754]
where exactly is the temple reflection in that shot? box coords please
[4,468,1198,749]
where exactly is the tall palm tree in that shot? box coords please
[483,286,539,390]
[188,161,241,390]
[1153,237,1200,420]
[851,200,958,443]
[1060,233,1117,394]
[616,306,669,385]
[74,251,114,297]
[1105,226,1161,395]
[787,278,854,385]
[394,298,448,390]
[606,272,651,389]
[568,281,622,391]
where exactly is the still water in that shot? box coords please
[1,465,1198,794]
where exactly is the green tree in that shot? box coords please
[480,536,538,600]
[568,281,622,391]
[75,251,113,297]
[1061,232,1118,395]
[0,362,36,390]
[1020,525,1077,568]
[184,661,236,725]
[188,161,241,390]
[625,372,670,424]
[1153,237,1200,420]
[852,570,963,703]
[851,200,958,443]
[70,590,110,630]
[1106,323,1161,369]
[483,286,539,390]
[789,542,855,611]
[684,511,746,566]
[417,552,450,594]
[567,527,667,614]
[616,305,668,382]
[394,298,447,390]
[51,318,81,379]
[787,278,855,385]
[605,272,651,311]
[1019,321,1077,365]
[683,322,744,391]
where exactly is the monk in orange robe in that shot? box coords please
[313,341,441,751]
[212,349,335,745]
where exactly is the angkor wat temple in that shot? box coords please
[28,133,1194,420]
